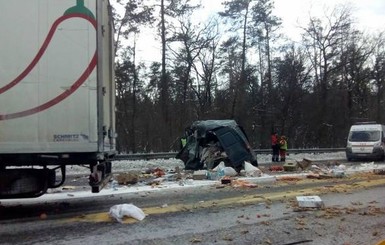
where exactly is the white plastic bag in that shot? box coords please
[213,161,225,171]
[212,162,237,177]
[109,204,146,223]
[244,161,262,177]
[222,167,238,176]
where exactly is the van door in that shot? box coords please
[213,127,251,169]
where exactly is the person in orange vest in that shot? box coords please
[271,132,279,162]
[279,135,288,162]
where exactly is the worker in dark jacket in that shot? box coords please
[271,132,279,162]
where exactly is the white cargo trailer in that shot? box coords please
[0,0,116,198]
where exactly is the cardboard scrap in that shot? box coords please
[231,179,258,188]
[116,171,139,185]
[283,160,298,171]
[193,170,207,180]
[298,158,312,170]
[296,196,324,208]
[61,186,76,190]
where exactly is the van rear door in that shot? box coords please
[213,127,251,169]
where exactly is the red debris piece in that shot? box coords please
[152,168,165,177]
[269,165,284,171]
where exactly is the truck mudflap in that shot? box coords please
[0,168,57,198]
[89,161,112,193]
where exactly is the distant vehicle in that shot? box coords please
[0,0,116,198]
[345,123,385,161]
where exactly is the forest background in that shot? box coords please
[111,0,385,153]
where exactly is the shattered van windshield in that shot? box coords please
[349,130,381,142]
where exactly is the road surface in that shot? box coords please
[1,160,385,245]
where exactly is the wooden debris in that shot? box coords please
[116,171,139,185]
[298,158,312,170]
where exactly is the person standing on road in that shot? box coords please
[271,132,279,162]
[279,135,287,162]
[180,137,187,149]
[180,127,192,149]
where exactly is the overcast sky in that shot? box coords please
[116,0,385,62]
[273,0,384,38]
[200,0,385,39]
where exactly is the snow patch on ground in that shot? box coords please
[66,151,347,175]
[3,151,385,205]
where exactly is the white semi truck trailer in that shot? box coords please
[0,0,116,198]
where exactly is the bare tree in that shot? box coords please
[251,0,281,99]
[168,16,220,122]
[301,4,353,145]
[113,0,154,55]
[371,32,385,123]
[219,0,252,118]
[157,0,200,150]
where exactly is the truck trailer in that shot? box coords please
[0,0,116,198]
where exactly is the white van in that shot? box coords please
[346,123,385,161]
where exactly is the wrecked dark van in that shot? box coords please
[176,120,258,171]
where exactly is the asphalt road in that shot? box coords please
[1,167,385,245]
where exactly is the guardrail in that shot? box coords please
[113,148,346,161]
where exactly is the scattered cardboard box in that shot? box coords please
[283,160,298,171]
[193,170,207,180]
[296,196,324,208]
[298,158,312,170]
[116,171,139,185]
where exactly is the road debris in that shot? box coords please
[61,186,76,190]
[231,179,258,188]
[39,213,47,220]
[373,169,385,175]
[244,161,262,177]
[109,203,146,223]
[116,171,139,185]
[297,158,312,170]
[192,170,207,180]
[283,160,299,171]
[269,165,284,171]
[296,196,324,208]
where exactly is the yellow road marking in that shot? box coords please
[65,176,385,224]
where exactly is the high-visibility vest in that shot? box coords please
[181,138,187,147]
[280,139,287,150]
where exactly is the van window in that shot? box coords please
[349,131,381,142]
